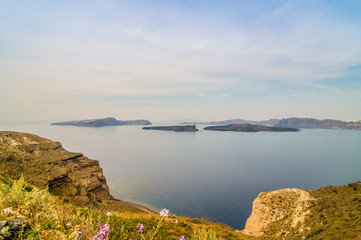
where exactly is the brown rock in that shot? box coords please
[0,131,111,204]
[243,188,313,237]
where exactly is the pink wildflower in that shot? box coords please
[136,223,145,233]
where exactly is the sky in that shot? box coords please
[1,0,361,123]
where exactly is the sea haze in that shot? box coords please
[1,123,361,229]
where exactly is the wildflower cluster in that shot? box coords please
[136,223,144,233]
[65,222,82,240]
[93,224,111,240]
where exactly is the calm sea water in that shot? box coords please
[1,122,361,229]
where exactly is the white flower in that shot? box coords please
[106,212,113,216]
[2,207,13,216]
[159,208,169,217]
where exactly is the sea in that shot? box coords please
[1,122,361,229]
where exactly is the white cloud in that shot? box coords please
[1,0,361,121]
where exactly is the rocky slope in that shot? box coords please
[0,131,112,205]
[52,117,152,127]
[204,124,299,132]
[243,182,361,239]
[244,188,313,237]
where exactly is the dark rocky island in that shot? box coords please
[204,124,299,132]
[51,117,152,127]
[142,125,198,132]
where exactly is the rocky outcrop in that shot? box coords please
[142,125,199,132]
[51,117,152,127]
[204,124,299,132]
[0,131,111,204]
[243,188,313,237]
[243,182,361,239]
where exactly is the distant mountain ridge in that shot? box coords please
[51,117,152,127]
[183,117,361,130]
[182,118,279,126]
[274,117,361,129]
[204,124,299,132]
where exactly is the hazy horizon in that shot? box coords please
[1,0,361,123]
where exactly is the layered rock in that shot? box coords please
[0,131,111,204]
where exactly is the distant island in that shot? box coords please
[204,124,299,132]
[51,117,152,127]
[183,117,361,130]
[142,125,198,132]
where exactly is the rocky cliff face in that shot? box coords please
[243,188,313,237]
[243,182,361,239]
[0,131,111,204]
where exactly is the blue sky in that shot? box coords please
[1,0,361,122]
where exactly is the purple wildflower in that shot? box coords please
[178,235,186,240]
[93,224,111,240]
[302,237,306,240]
[136,223,145,233]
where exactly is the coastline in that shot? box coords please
[113,197,158,214]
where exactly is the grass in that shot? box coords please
[251,183,361,240]
[0,175,257,240]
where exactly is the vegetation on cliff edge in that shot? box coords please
[0,175,257,240]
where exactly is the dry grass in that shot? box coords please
[0,175,256,240]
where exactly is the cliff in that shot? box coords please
[204,124,299,132]
[51,117,152,127]
[142,125,199,132]
[0,131,112,205]
[243,182,361,239]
